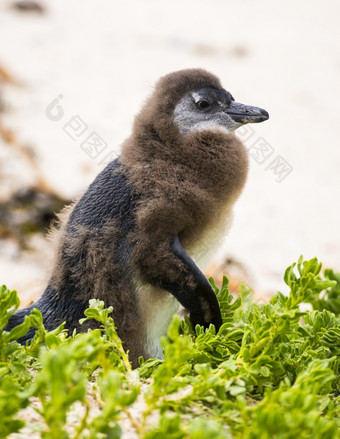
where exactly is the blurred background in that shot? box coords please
[0,0,339,306]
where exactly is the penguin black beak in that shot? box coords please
[224,101,269,124]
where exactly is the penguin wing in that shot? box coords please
[134,233,222,331]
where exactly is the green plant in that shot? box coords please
[0,256,339,438]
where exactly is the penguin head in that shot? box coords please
[136,69,268,140]
[173,85,269,135]
[130,68,269,157]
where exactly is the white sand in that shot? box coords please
[0,0,340,301]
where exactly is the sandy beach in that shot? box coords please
[1,0,340,303]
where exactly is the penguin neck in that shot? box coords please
[121,124,249,207]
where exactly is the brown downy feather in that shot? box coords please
[121,69,248,280]
[9,69,250,367]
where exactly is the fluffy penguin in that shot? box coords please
[6,68,269,367]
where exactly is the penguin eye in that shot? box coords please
[197,100,210,110]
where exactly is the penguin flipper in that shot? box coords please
[136,234,222,331]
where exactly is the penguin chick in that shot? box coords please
[6,69,269,367]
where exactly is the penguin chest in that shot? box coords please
[137,282,180,359]
[184,202,234,271]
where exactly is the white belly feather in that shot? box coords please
[137,283,180,359]
[136,205,234,360]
